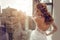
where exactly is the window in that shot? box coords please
[33,0,53,15]
[0,0,33,16]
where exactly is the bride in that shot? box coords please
[30,3,57,40]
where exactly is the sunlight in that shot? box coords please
[11,0,33,16]
[0,0,33,16]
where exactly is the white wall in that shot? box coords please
[52,0,60,40]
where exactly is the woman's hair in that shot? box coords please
[36,3,54,24]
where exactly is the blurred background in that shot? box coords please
[0,0,60,40]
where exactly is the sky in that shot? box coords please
[0,0,33,16]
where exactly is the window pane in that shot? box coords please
[41,0,52,3]
[47,5,52,14]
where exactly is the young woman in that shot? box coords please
[30,3,57,40]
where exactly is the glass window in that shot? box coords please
[41,0,52,3]
[0,0,33,16]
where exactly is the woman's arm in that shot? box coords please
[46,22,57,36]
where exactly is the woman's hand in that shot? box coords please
[52,22,57,32]
[45,22,57,36]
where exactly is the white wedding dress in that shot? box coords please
[30,27,47,40]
